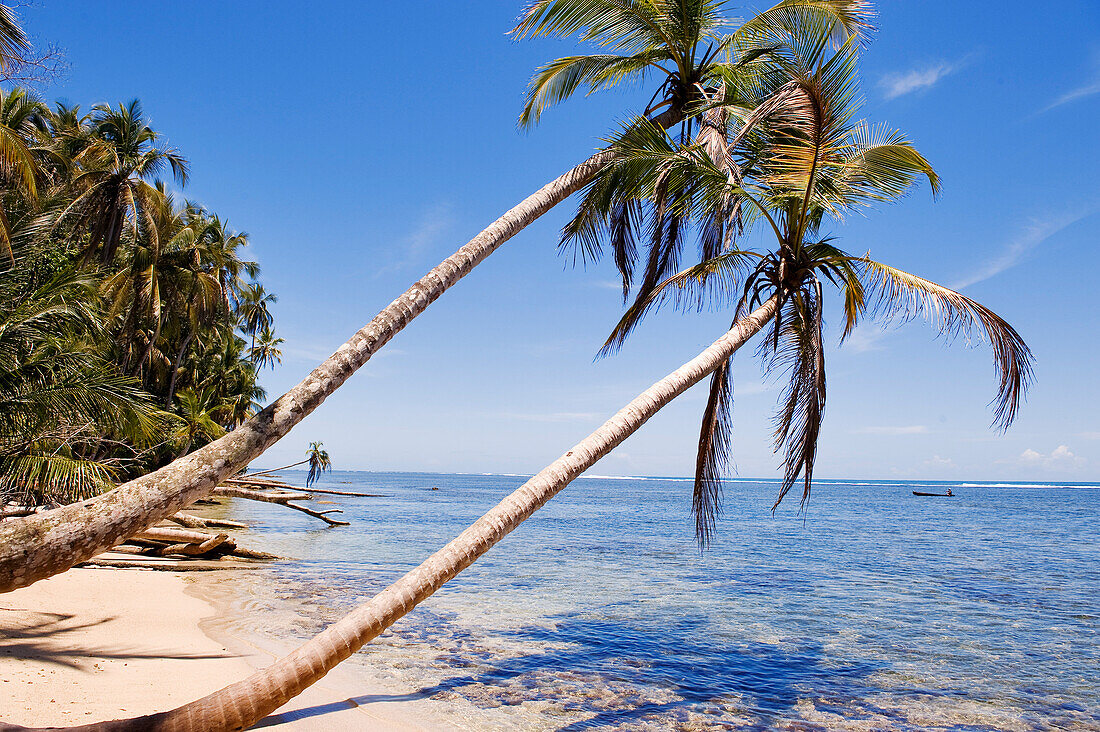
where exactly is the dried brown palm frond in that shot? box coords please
[854,258,1033,428]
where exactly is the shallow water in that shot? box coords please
[218,472,1099,730]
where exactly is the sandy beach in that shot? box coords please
[0,566,433,730]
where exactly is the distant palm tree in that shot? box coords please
[236,281,275,352]
[56,99,188,264]
[248,326,283,370]
[244,441,332,487]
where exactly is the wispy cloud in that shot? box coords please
[952,209,1095,290]
[842,328,890,353]
[880,60,959,100]
[1078,431,1100,440]
[924,454,955,468]
[374,203,453,277]
[853,425,929,435]
[1039,77,1100,114]
[496,411,601,423]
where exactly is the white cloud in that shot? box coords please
[1039,77,1100,114]
[843,328,890,353]
[952,209,1094,290]
[1078,431,1100,440]
[880,62,958,100]
[1018,444,1086,470]
[375,203,453,276]
[853,425,929,435]
[924,454,955,468]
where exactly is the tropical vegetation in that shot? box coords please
[0,89,281,506]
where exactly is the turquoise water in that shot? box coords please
[223,472,1099,730]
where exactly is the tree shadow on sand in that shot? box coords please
[256,611,892,729]
[0,609,235,670]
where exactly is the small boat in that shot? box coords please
[913,490,954,497]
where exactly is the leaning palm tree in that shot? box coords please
[578,30,1030,541]
[3,25,1036,732]
[243,441,331,487]
[0,2,874,594]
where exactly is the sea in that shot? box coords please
[211,472,1099,730]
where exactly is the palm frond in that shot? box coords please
[693,345,735,546]
[765,283,826,510]
[855,258,1033,428]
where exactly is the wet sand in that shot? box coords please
[0,566,435,730]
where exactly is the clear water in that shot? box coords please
[218,472,1099,730]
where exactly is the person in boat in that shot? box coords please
[946,488,953,496]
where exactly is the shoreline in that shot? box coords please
[0,566,434,730]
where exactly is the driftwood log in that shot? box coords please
[224,476,385,498]
[124,526,280,560]
[213,485,349,526]
[168,512,248,530]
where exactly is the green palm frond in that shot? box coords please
[0,453,115,505]
[520,51,670,128]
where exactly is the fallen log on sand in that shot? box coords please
[0,505,35,519]
[127,527,280,560]
[78,554,262,571]
[168,512,249,530]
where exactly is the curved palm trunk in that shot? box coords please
[242,459,309,479]
[164,331,193,408]
[0,149,613,593]
[8,298,776,732]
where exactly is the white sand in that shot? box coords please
[0,567,437,730]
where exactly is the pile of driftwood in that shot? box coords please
[3,473,384,571]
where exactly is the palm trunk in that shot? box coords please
[25,297,776,732]
[0,148,614,593]
[164,331,193,409]
[242,459,309,478]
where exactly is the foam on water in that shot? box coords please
[216,473,1100,730]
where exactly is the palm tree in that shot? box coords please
[0,2,874,593]
[60,299,779,732]
[55,99,188,264]
[0,4,30,73]
[0,86,46,262]
[170,387,226,458]
[247,326,283,370]
[244,441,331,486]
[577,30,1030,541]
[0,270,163,506]
[235,281,275,353]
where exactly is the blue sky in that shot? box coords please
[21,1,1100,481]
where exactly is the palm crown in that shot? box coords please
[562,22,1032,542]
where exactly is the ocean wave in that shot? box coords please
[957,482,1100,489]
